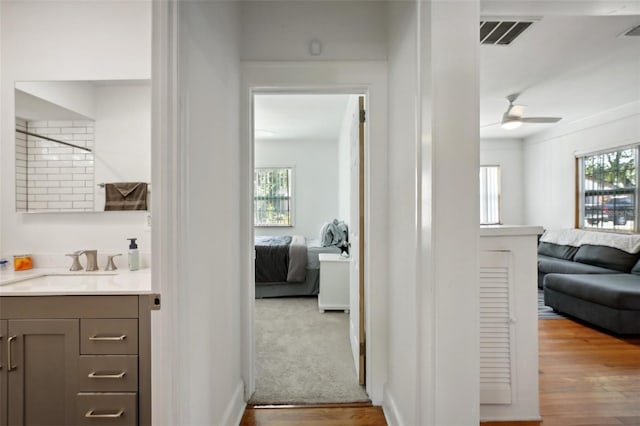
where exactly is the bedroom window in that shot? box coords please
[480,165,501,225]
[579,147,637,232]
[254,167,293,226]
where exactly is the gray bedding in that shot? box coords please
[255,238,341,298]
[254,235,308,283]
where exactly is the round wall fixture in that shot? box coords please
[309,39,322,56]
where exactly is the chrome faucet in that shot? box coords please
[79,250,99,271]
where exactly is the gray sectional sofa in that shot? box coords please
[538,231,640,335]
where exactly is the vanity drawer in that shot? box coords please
[78,356,138,392]
[76,392,137,426]
[81,319,138,354]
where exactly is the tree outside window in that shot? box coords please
[581,148,636,232]
[254,168,293,226]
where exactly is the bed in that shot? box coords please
[254,235,341,298]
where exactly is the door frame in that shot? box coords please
[240,61,389,404]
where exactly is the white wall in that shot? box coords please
[420,1,481,424]
[94,83,151,210]
[524,101,640,229]
[254,138,339,239]
[0,1,151,261]
[480,138,525,225]
[384,1,419,425]
[239,1,388,61]
[173,1,244,424]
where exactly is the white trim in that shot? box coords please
[240,61,388,405]
[150,0,180,424]
[382,387,405,426]
[221,381,247,426]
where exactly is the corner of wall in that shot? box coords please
[221,380,246,426]
[382,387,406,426]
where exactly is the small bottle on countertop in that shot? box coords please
[127,238,139,271]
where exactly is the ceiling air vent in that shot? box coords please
[623,24,640,37]
[480,20,534,45]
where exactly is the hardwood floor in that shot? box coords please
[483,319,640,426]
[241,319,640,426]
[240,403,387,426]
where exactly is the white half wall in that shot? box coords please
[254,138,339,239]
[480,138,525,225]
[0,1,151,259]
[524,101,640,229]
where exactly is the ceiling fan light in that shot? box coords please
[501,119,522,130]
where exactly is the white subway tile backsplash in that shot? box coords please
[47,187,73,194]
[62,180,87,188]
[47,174,73,181]
[47,120,73,127]
[19,119,96,212]
[73,187,94,194]
[72,201,93,209]
[48,201,73,209]
[35,181,61,188]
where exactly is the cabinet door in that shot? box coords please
[7,319,78,426]
[0,320,7,426]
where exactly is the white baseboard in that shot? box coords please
[383,388,405,426]
[222,380,246,426]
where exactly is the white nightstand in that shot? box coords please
[318,253,351,312]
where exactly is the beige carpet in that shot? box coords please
[249,297,369,405]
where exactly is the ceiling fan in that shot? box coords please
[499,94,562,130]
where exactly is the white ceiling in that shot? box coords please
[252,10,639,142]
[254,94,352,141]
[480,14,640,139]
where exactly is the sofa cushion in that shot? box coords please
[544,273,640,310]
[631,258,640,276]
[538,255,617,275]
[574,244,640,273]
[538,242,579,260]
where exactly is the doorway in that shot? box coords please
[248,91,367,405]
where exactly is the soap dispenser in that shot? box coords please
[127,238,140,271]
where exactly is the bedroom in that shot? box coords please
[251,93,366,404]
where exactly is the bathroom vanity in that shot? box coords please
[0,270,155,426]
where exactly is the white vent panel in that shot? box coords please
[480,251,513,405]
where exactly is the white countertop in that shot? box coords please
[0,267,152,296]
[480,225,544,237]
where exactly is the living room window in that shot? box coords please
[254,167,294,226]
[480,165,501,225]
[579,147,637,232]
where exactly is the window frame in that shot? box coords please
[577,145,639,233]
[254,166,295,227]
[480,164,502,225]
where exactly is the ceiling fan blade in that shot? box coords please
[506,104,525,118]
[520,117,562,124]
[481,121,502,129]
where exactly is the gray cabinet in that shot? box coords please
[0,296,152,426]
[0,320,6,426]
[7,319,78,425]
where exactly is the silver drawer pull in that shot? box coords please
[88,371,126,379]
[85,409,125,418]
[89,334,127,342]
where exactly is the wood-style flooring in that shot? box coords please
[241,319,640,426]
[483,319,640,426]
